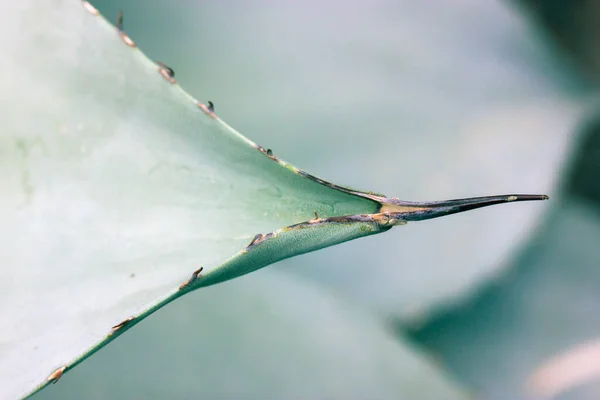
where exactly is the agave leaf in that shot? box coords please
[0,1,546,398]
[94,0,585,314]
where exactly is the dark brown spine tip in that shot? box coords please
[117,10,124,31]
[110,316,135,334]
[157,61,176,83]
[179,266,204,290]
[156,61,174,78]
[197,102,216,118]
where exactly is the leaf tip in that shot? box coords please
[506,194,549,202]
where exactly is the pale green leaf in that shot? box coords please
[0,1,547,398]
[92,0,586,314]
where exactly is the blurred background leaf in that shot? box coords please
[401,127,600,399]
[517,0,600,86]
[397,2,600,399]
[34,271,469,400]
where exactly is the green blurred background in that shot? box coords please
[35,1,600,399]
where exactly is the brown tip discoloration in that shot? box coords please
[197,102,217,118]
[110,316,135,334]
[179,266,204,290]
[82,1,99,15]
[157,61,176,83]
[47,366,66,384]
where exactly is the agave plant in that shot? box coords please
[3,1,583,399]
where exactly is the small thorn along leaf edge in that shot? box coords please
[156,61,176,83]
[46,366,66,384]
